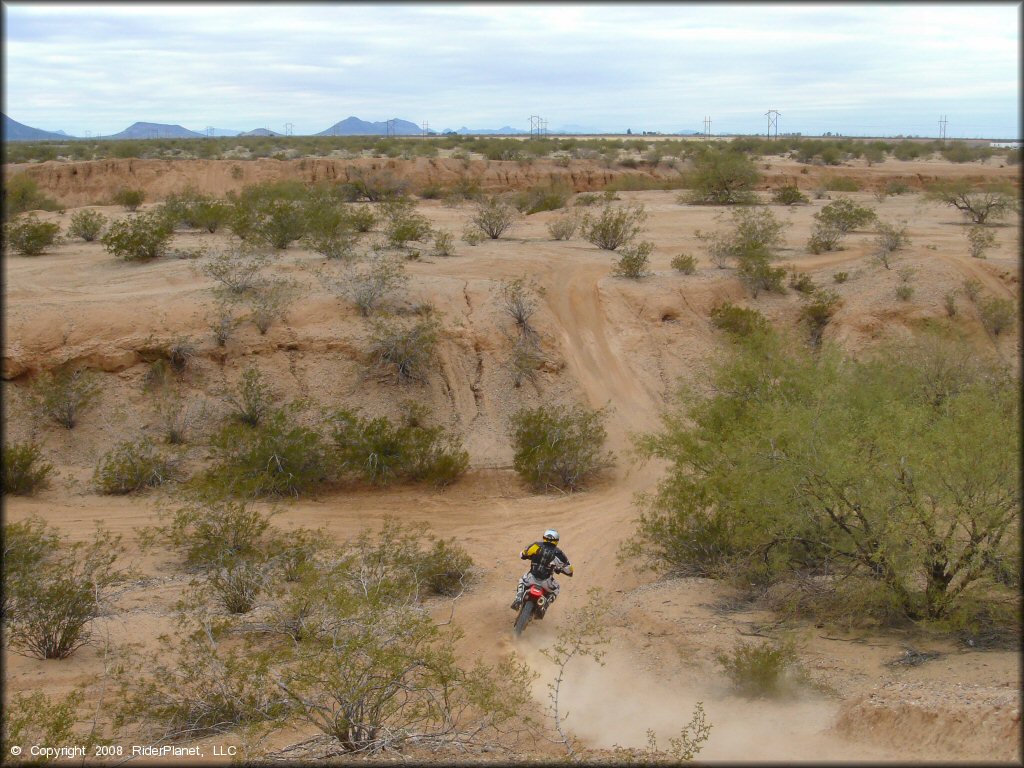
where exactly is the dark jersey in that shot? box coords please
[521,541,571,580]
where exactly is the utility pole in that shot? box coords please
[386,118,396,137]
[284,122,294,136]
[421,120,429,135]
[703,116,712,139]
[938,115,948,142]
[765,109,780,140]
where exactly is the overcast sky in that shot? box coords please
[3,2,1020,138]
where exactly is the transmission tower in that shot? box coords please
[938,115,948,141]
[703,116,712,139]
[529,115,542,137]
[205,126,214,138]
[386,118,397,137]
[284,122,294,136]
[541,119,548,136]
[421,120,429,135]
[765,109,780,140]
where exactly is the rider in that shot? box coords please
[511,529,573,610]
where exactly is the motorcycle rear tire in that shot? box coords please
[513,600,534,636]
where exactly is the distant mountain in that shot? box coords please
[100,122,206,140]
[2,113,72,141]
[316,116,422,136]
[444,126,529,135]
[238,128,283,137]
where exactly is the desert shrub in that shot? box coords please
[345,170,408,202]
[895,283,914,301]
[380,199,433,248]
[367,315,440,384]
[192,198,231,233]
[574,192,601,207]
[347,205,378,232]
[225,364,274,427]
[209,300,241,346]
[710,303,770,338]
[833,271,849,283]
[302,199,359,260]
[67,209,107,241]
[113,615,288,741]
[101,212,173,261]
[166,337,197,373]
[696,206,785,269]
[247,280,297,334]
[612,240,654,279]
[822,176,859,192]
[205,406,331,498]
[112,188,145,211]
[430,229,456,257]
[327,252,409,316]
[471,196,518,239]
[155,390,206,445]
[2,442,54,496]
[583,202,647,250]
[626,336,1020,624]
[671,253,697,274]
[4,215,61,255]
[814,197,877,233]
[2,690,100,761]
[547,212,579,241]
[94,438,176,494]
[799,289,842,346]
[148,493,274,568]
[253,198,306,249]
[807,222,844,254]
[5,523,127,659]
[514,180,572,214]
[772,184,808,205]
[966,225,996,259]
[873,220,911,269]
[2,174,60,219]
[684,147,759,204]
[461,225,484,245]
[788,270,816,294]
[737,251,786,298]
[501,277,542,336]
[28,368,100,429]
[978,296,1016,336]
[943,291,958,318]
[716,640,798,697]
[885,180,912,196]
[962,278,983,304]
[509,404,613,492]
[201,243,271,295]
[209,559,270,613]
[331,409,469,487]
[925,180,1018,225]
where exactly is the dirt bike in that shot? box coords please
[512,564,566,637]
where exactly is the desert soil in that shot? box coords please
[3,154,1021,763]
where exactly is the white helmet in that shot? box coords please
[543,529,559,544]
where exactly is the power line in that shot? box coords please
[938,115,948,141]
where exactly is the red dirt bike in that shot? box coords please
[512,564,567,637]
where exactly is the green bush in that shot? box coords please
[101,212,173,261]
[710,303,770,338]
[2,174,60,219]
[799,289,842,346]
[514,180,572,214]
[509,404,613,492]
[814,197,877,233]
[112,188,145,211]
[612,240,653,279]
[367,315,440,384]
[736,249,786,298]
[716,640,798,697]
[547,211,580,241]
[347,205,378,233]
[470,196,518,239]
[150,493,274,568]
[696,207,785,268]
[772,184,808,205]
[788,270,816,294]
[201,243,271,295]
[807,222,844,254]
[204,406,331,498]
[822,176,859,192]
[671,253,697,274]
[2,442,54,495]
[583,202,647,250]
[925,181,1018,225]
[4,215,61,255]
[253,199,306,249]
[327,252,409,316]
[5,522,127,659]
[331,408,469,487]
[67,209,107,241]
[966,225,997,259]
[683,147,759,204]
[430,229,456,257]
[978,296,1016,336]
[28,368,100,429]
[94,439,176,494]
[833,271,849,283]
[873,220,911,269]
[224,364,275,427]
